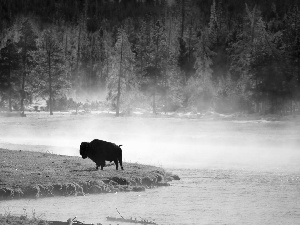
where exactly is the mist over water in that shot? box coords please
[1,114,300,224]
[0,114,300,171]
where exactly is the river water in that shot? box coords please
[1,168,300,225]
[0,115,300,224]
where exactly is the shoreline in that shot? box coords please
[0,214,93,225]
[0,149,180,201]
[1,110,300,122]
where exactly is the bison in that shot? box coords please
[80,139,124,170]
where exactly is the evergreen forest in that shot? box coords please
[0,0,299,116]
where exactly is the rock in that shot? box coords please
[116,185,130,192]
[132,186,145,192]
[166,177,173,182]
[23,185,40,198]
[134,177,142,185]
[0,188,14,199]
[38,185,53,197]
[79,182,90,193]
[108,180,119,186]
[155,174,164,182]
[109,177,130,185]
[128,180,137,186]
[0,188,7,199]
[52,184,63,196]
[156,182,170,187]
[108,186,119,193]
[141,177,153,186]
[89,185,103,194]
[171,175,180,180]
[62,183,77,196]
[166,174,180,181]
[89,180,106,188]
[100,179,110,184]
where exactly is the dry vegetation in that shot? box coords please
[0,214,48,225]
[0,149,178,200]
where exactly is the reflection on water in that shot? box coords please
[1,169,300,225]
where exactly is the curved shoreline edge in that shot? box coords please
[0,149,180,201]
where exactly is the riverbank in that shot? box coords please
[0,214,45,225]
[0,149,179,201]
[0,214,95,225]
[1,110,300,122]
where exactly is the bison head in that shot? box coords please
[80,142,89,159]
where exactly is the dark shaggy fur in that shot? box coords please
[80,139,124,170]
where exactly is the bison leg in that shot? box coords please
[100,161,105,170]
[114,159,119,170]
[119,161,124,170]
[97,160,105,170]
[96,165,99,170]
[118,155,124,170]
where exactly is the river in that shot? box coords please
[1,168,299,225]
[0,114,300,224]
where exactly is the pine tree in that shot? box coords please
[209,0,218,44]
[229,4,288,113]
[63,25,82,105]
[161,8,183,112]
[30,28,69,115]
[209,0,228,45]
[187,28,215,111]
[283,5,300,106]
[144,20,168,114]
[80,32,97,94]
[135,19,149,78]
[107,27,135,116]
[177,0,197,84]
[208,0,230,83]
[17,19,37,116]
[0,39,20,112]
[102,29,113,87]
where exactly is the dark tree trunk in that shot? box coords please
[76,25,81,87]
[48,51,53,115]
[106,52,109,82]
[8,49,12,112]
[297,37,300,84]
[181,0,185,38]
[116,34,123,117]
[65,32,68,57]
[153,33,159,115]
[20,37,27,116]
[163,12,173,114]
[152,69,157,114]
[20,72,25,116]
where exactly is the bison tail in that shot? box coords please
[119,145,122,147]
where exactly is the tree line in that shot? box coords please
[0,0,299,115]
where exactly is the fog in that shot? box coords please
[0,113,300,172]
